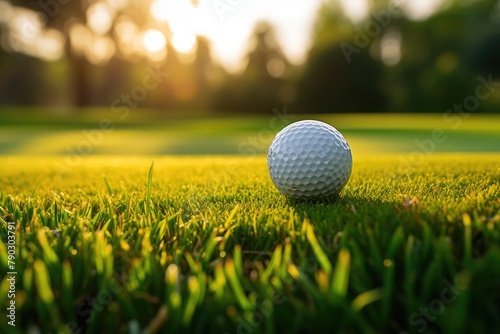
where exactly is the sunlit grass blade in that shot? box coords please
[352,288,383,311]
[381,258,395,324]
[463,213,472,263]
[233,245,244,279]
[33,260,59,325]
[37,229,59,268]
[305,220,332,277]
[183,276,201,325]
[225,258,251,311]
[224,205,240,229]
[30,177,41,198]
[331,248,351,298]
[165,264,182,310]
[264,244,282,279]
[102,174,113,195]
[146,160,154,219]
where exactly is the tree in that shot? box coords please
[5,1,176,107]
[295,1,387,113]
[212,21,290,113]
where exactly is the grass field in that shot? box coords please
[1,110,500,155]
[0,113,500,333]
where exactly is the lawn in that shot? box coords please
[0,112,499,333]
[1,153,499,334]
[1,110,499,155]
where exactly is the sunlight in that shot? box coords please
[106,0,129,11]
[189,0,323,73]
[150,0,198,53]
[114,18,141,59]
[0,1,13,24]
[115,18,138,44]
[9,9,43,40]
[143,29,166,53]
[171,31,196,53]
[381,31,402,66]
[69,23,92,55]
[405,0,443,20]
[87,1,114,35]
[150,0,194,28]
[3,8,64,60]
[267,58,286,78]
[84,36,115,64]
[150,0,170,21]
[340,0,368,22]
[36,29,65,61]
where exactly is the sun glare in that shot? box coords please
[87,1,114,35]
[150,0,170,21]
[172,32,196,53]
[84,36,115,64]
[340,0,368,22]
[143,29,166,53]
[69,23,92,55]
[406,0,443,20]
[150,0,198,53]
[36,29,65,61]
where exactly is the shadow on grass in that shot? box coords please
[285,191,399,209]
[286,191,408,232]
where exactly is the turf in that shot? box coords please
[1,154,499,334]
[1,111,500,155]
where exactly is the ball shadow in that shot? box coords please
[285,191,403,228]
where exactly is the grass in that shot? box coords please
[0,111,499,333]
[1,110,500,155]
[1,154,499,334]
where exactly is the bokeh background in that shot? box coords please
[0,0,499,156]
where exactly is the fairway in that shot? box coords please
[1,154,499,333]
[1,112,500,155]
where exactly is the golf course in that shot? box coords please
[1,111,499,333]
[1,0,500,332]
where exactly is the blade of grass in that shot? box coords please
[102,174,113,195]
[463,213,472,264]
[225,258,251,311]
[352,288,383,311]
[182,276,201,325]
[306,220,332,277]
[146,160,154,219]
[331,248,351,298]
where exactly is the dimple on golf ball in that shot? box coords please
[267,120,352,199]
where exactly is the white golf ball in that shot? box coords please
[267,120,352,199]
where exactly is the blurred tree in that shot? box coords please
[296,45,386,113]
[9,0,92,105]
[6,0,164,107]
[0,52,44,105]
[393,0,500,112]
[194,37,212,100]
[3,0,222,111]
[212,22,290,113]
[296,0,500,113]
[295,1,387,113]
[459,0,500,77]
[1,0,499,113]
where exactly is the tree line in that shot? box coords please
[0,0,499,113]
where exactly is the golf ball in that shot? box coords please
[267,120,352,199]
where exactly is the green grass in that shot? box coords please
[1,154,499,333]
[1,111,500,155]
